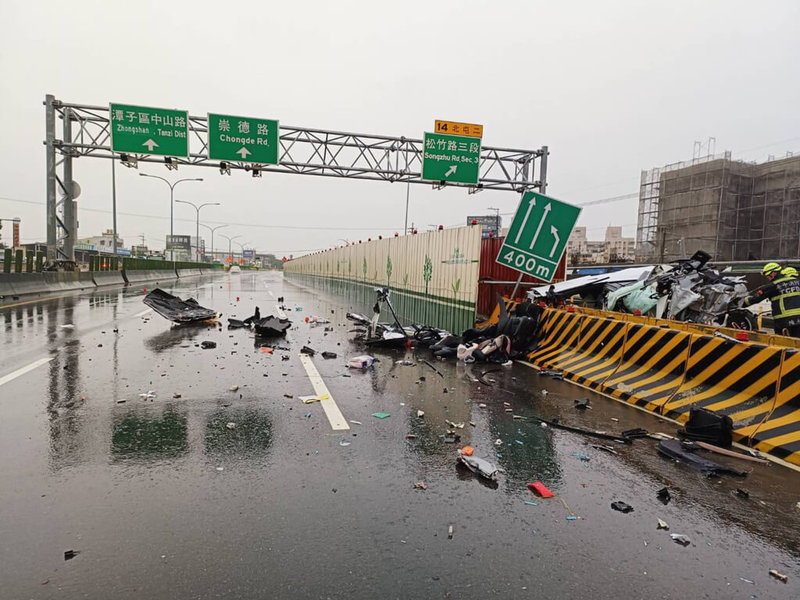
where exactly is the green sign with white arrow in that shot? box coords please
[421,132,481,185]
[496,191,581,282]
[207,113,279,164]
[109,103,189,157]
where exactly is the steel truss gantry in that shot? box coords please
[44,94,548,260]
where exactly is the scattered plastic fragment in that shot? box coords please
[735,488,750,499]
[321,351,337,359]
[304,412,312,419]
[300,394,330,404]
[216,466,224,471]
[260,347,274,354]
[514,440,524,446]
[478,403,487,408]
[574,398,591,410]
[670,533,691,547]
[739,577,755,584]
[64,549,79,561]
[572,452,591,461]
[494,438,503,446]
[200,341,217,349]
[540,390,548,396]
[524,501,538,506]
[527,482,554,498]
[459,455,499,481]
[769,569,788,583]
[348,355,375,369]
[657,487,671,505]
[226,422,236,430]
[406,434,417,439]
[657,519,669,530]
[300,345,316,356]
[417,410,425,418]
[229,385,239,392]
[448,525,454,539]
[566,515,578,521]
[414,482,427,490]
[611,501,634,513]
[350,420,362,425]
[283,394,293,399]
[396,360,415,366]
[338,440,351,447]
[445,420,465,429]
[172,393,182,399]
[444,431,461,443]
[372,412,390,419]
[459,446,474,456]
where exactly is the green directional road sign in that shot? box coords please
[109,103,189,157]
[421,132,481,185]
[496,191,581,283]
[207,113,279,164]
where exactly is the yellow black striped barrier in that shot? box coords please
[525,307,800,467]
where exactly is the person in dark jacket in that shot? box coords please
[742,263,800,337]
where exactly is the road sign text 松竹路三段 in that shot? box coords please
[109,103,189,157]
[207,113,279,164]
[421,132,481,185]
[496,191,581,283]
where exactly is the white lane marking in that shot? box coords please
[134,308,152,318]
[0,357,53,388]
[298,354,349,431]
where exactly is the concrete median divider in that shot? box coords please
[736,348,800,464]
[523,305,800,467]
[176,268,202,278]
[661,335,783,428]
[122,269,179,285]
[92,271,126,287]
[603,324,692,413]
[558,315,628,391]
[527,309,583,369]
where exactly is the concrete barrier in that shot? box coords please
[92,271,126,287]
[122,269,179,285]
[176,268,202,278]
[603,324,692,413]
[558,315,628,391]
[527,309,583,369]
[661,335,782,426]
[0,273,19,297]
[0,272,97,298]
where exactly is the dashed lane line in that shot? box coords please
[298,353,350,431]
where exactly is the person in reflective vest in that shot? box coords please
[742,263,800,337]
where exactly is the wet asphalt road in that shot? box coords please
[1,271,799,600]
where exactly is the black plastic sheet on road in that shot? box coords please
[143,288,217,323]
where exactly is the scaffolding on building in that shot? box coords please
[636,150,800,263]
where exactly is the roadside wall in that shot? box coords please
[284,227,482,333]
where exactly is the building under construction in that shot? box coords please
[636,152,800,262]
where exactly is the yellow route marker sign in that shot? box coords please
[435,120,483,138]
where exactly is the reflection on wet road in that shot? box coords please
[1,272,798,599]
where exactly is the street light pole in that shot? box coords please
[139,174,203,260]
[220,234,242,265]
[175,200,221,262]
[200,223,228,263]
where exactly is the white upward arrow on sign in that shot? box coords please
[142,139,159,152]
[514,195,536,244]
[549,225,560,257]
[236,147,251,159]
[529,202,552,250]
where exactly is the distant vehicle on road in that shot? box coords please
[229,265,241,273]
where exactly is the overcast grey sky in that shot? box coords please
[2,0,799,256]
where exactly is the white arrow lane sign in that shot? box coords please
[445,165,457,177]
[528,202,552,250]
[236,147,251,159]
[514,195,536,244]
[549,225,560,257]
[142,139,159,152]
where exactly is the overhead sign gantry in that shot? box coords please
[44,95,549,261]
